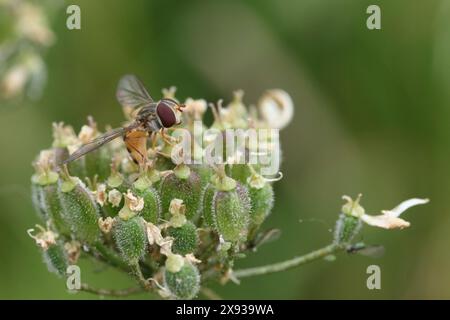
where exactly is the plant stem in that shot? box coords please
[94,242,130,272]
[79,283,144,297]
[201,287,223,300]
[233,243,344,279]
[131,263,151,290]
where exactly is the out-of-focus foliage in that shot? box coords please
[0,0,448,299]
[0,0,61,104]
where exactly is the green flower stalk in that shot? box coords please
[28,75,429,300]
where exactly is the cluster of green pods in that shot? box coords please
[29,86,289,299]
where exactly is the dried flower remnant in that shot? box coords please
[95,184,107,207]
[64,241,81,264]
[108,189,123,207]
[118,190,145,220]
[27,225,57,250]
[98,217,115,234]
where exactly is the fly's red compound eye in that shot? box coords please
[156,100,177,128]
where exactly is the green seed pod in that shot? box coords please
[31,160,70,235]
[154,155,175,172]
[203,179,250,243]
[31,181,46,221]
[133,187,161,223]
[167,221,198,255]
[58,176,101,244]
[41,183,71,236]
[113,216,147,265]
[191,164,213,189]
[248,183,274,239]
[132,172,162,223]
[164,262,200,300]
[159,165,203,220]
[63,148,86,179]
[42,242,69,277]
[67,158,86,178]
[202,183,216,228]
[228,163,262,185]
[334,195,364,244]
[31,150,60,221]
[84,146,112,181]
[74,120,112,181]
[228,164,252,184]
[333,214,362,245]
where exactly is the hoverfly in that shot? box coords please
[61,75,183,166]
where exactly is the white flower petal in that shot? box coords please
[361,214,410,229]
[384,198,429,218]
[258,89,294,129]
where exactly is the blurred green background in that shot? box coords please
[1,0,449,299]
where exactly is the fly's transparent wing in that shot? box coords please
[249,228,281,251]
[347,243,385,258]
[116,74,153,110]
[61,126,128,165]
[356,246,385,258]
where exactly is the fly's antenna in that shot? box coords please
[176,103,186,112]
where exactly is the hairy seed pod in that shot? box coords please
[166,221,198,255]
[228,163,262,185]
[84,146,112,181]
[42,242,69,277]
[64,148,86,178]
[133,187,161,223]
[164,262,200,300]
[58,177,101,244]
[31,181,47,221]
[31,169,70,235]
[154,155,176,172]
[202,183,217,228]
[40,183,71,236]
[113,216,147,265]
[248,183,274,239]
[67,158,86,178]
[203,182,251,243]
[159,165,203,220]
[228,164,253,184]
[191,164,213,189]
[333,214,362,245]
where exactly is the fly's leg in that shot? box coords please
[160,128,174,146]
